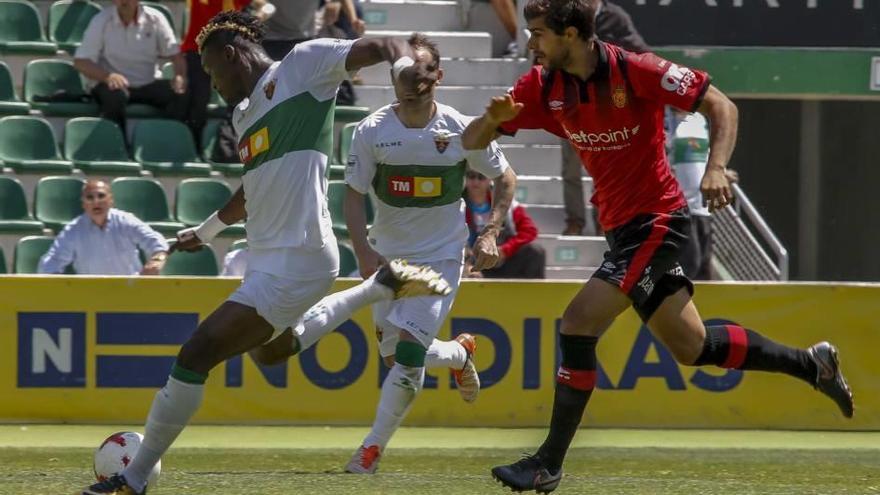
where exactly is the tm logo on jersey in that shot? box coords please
[238,127,270,164]
[388,176,441,197]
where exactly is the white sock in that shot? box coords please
[296,278,392,352]
[425,339,467,369]
[363,363,424,449]
[122,377,204,491]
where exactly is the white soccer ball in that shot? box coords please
[93,431,161,488]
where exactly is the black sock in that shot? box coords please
[537,334,598,473]
[694,325,817,384]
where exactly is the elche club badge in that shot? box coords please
[263,78,277,100]
[433,129,452,154]
[612,85,627,109]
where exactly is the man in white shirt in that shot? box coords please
[39,180,169,275]
[73,0,187,130]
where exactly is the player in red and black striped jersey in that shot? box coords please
[463,0,854,492]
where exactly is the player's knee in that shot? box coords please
[560,305,606,337]
[177,329,224,374]
[382,355,396,368]
[666,337,704,366]
[249,345,289,366]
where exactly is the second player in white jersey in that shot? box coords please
[342,33,518,475]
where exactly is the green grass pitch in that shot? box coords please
[1,426,878,494]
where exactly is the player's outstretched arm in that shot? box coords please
[462,95,523,150]
[344,37,414,73]
[697,84,738,212]
[174,187,247,252]
[472,167,517,271]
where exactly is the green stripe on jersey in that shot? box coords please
[241,91,336,172]
[372,161,466,208]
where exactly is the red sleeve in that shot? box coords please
[498,67,567,138]
[235,0,252,9]
[624,51,711,112]
[500,205,538,258]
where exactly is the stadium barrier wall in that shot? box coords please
[1,277,877,430]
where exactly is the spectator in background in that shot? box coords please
[466,0,520,57]
[74,0,187,131]
[38,180,169,275]
[465,170,545,278]
[180,0,258,146]
[560,0,649,235]
[261,0,363,61]
[317,0,365,104]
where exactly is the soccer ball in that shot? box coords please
[93,431,161,488]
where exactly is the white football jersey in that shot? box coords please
[346,102,510,262]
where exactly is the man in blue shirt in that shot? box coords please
[38,180,169,275]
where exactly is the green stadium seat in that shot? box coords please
[174,178,245,237]
[161,243,218,276]
[34,176,84,231]
[201,119,244,177]
[24,59,98,116]
[335,106,370,125]
[0,62,29,115]
[13,235,54,273]
[48,0,101,54]
[228,239,247,252]
[0,1,58,55]
[0,116,74,173]
[337,121,358,164]
[111,177,184,235]
[64,117,142,175]
[132,119,212,176]
[328,164,345,180]
[0,245,6,273]
[327,180,372,239]
[142,1,176,39]
[0,177,45,234]
[337,241,358,277]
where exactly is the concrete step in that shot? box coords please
[362,0,463,31]
[515,175,593,205]
[500,144,563,174]
[357,57,530,86]
[545,265,597,280]
[364,30,492,59]
[536,234,607,267]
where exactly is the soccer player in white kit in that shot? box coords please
[342,33,518,474]
[78,13,452,495]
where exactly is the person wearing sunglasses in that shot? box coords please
[38,180,169,275]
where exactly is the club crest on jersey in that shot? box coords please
[238,127,270,164]
[433,129,452,154]
[612,85,627,108]
[388,176,442,197]
[263,78,277,99]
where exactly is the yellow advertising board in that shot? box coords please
[1,277,877,429]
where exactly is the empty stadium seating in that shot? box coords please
[110,177,183,235]
[33,175,82,231]
[174,178,245,237]
[13,234,53,273]
[162,243,218,276]
[0,1,57,55]
[64,117,141,175]
[48,0,101,54]
[132,119,212,177]
[0,115,72,173]
[0,62,29,115]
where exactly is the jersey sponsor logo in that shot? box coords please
[388,176,442,197]
[238,127,270,164]
[263,78,277,100]
[376,141,403,148]
[549,100,564,111]
[564,125,640,151]
[612,85,628,108]
[661,63,697,96]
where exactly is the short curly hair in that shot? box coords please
[196,10,266,53]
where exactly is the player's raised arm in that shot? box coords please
[696,85,739,212]
[344,37,414,73]
[462,95,523,150]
